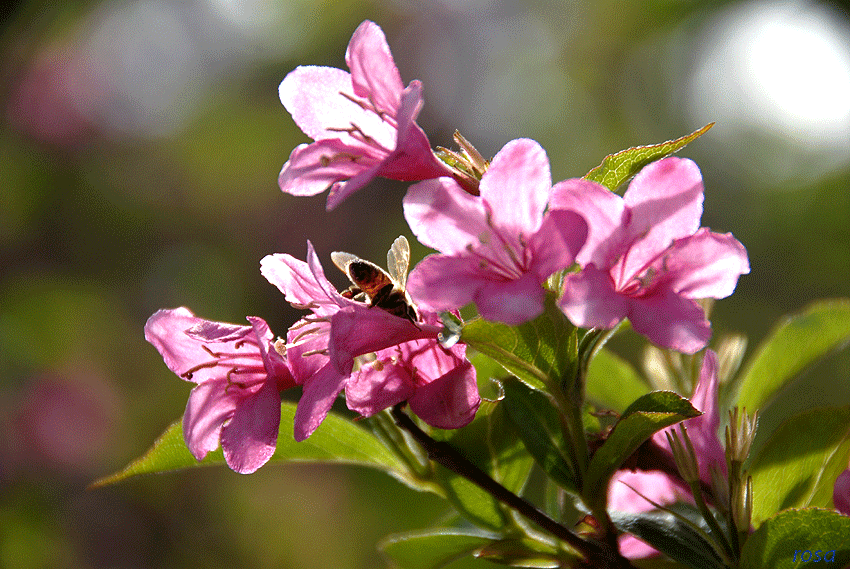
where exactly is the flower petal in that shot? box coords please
[279,66,361,141]
[474,272,546,325]
[408,359,479,429]
[403,177,489,254]
[182,379,237,461]
[628,288,711,354]
[660,228,750,300]
[834,468,850,515]
[559,265,629,329]
[220,378,281,474]
[345,20,404,115]
[480,138,551,236]
[278,140,383,199]
[549,178,628,268]
[293,362,348,441]
[618,157,704,278]
[345,358,415,418]
[527,209,588,282]
[406,253,481,312]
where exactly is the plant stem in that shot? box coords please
[391,404,634,569]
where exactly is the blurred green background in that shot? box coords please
[2,0,849,567]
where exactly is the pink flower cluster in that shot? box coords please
[145,20,750,478]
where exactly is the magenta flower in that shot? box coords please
[278,20,451,210]
[260,242,472,440]
[834,468,850,515]
[550,157,749,353]
[144,308,295,474]
[403,138,588,325]
[609,350,725,558]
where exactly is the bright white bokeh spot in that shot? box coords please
[687,0,850,185]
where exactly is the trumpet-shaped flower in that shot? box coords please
[144,308,295,474]
[260,242,475,440]
[551,157,749,353]
[609,350,725,558]
[403,138,588,325]
[278,20,450,210]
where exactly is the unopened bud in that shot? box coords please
[731,473,753,532]
[666,424,700,484]
[726,407,759,471]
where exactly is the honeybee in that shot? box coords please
[331,236,418,323]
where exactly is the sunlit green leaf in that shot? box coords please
[585,348,650,413]
[734,298,850,414]
[739,508,850,569]
[748,405,850,526]
[461,295,577,392]
[92,402,428,491]
[435,469,510,532]
[379,529,497,569]
[502,378,578,493]
[583,123,714,191]
[583,392,699,505]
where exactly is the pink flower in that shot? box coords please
[144,308,295,474]
[278,20,451,210]
[609,350,725,558]
[653,349,727,482]
[834,468,850,515]
[551,157,749,353]
[608,469,691,558]
[403,138,588,325]
[260,242,475,440]
[345,315,479,429]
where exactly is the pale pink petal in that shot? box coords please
[220,379,281,474]
[403,178,489,255]
[345,360,415,418]
[260,242,345,313]
[618,157,704,279]
[628,288,711,354]
[293,363,348,441]
[660,229,750,299]
[480,138,551,236]
[145,308,242,384]
[408,360,479,429]
[834,469,850,515]
[559,266,629,329]
[278,140,382,198]
[345,20,404,113]
[406,253,482,311]
[527,209,588,282]
[182,379,238,461]
[474,272,546,325]
[549,178,627,267]
[285,319,330,383]
[278,66,361,141]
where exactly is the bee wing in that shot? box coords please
[331,251,359,275]
[386,236,411,288]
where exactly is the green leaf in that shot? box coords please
[379,529,497,569]
[585,347,650,413]
[583,392,700,505]
[502,378,578,492]
[92,402,424,490]
[610,508,728,569]
[739,508,850,569]
[460,295,577,393]
[748,405,850,526]
[583,123,714,191]
[474,537,569,568]
[734,299,850,414]
[433,469,509,532]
